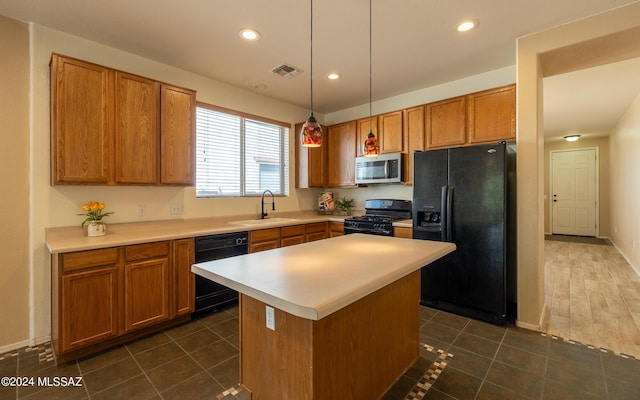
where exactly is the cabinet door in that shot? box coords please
[327,121,357,187]
[393,227,413,238]
[295,122,326,188]
[173,238,195,317]
[305,222,328,242]
[124,242,171,332]
[356,117,378,157]
[61,266,119,352]
[403,106,426,185]
[114,72,159,184]
[379,111,404,153]
[161,85,196,185]
[467,84,516,144]
[281,225,306,247]
[329,222,344,237]
[51,54,113,184]
[249,228,281,253]
[426,96,466,149]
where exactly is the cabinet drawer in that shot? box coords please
[125,241,170,262]
[393,227,413,239]
[250,228,280,242]
[281,224,306,238]
[305,222,327,234]
[62,248,120,273]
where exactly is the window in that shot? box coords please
[196,103,289,197]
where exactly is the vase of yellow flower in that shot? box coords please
[79,201,114,237]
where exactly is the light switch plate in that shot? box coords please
[266,306,275,330]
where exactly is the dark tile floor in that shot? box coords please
[1,305,639,399]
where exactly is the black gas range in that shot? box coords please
[344,199,412,236]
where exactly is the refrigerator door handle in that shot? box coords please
[440,186,448,241]
[445,186,454,242]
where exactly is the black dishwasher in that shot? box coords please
[194,231,248,315]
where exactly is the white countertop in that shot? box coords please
[192,234,455,320]
[45,211,413,254]
[46,212,348,254]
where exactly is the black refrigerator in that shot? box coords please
[412,142,517,325]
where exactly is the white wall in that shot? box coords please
[609,93,640,273]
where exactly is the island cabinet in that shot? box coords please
[50,53,196,186]
[466,84,516,144]
[51,238,194,363]
[402,105,426,185]
[426,96,467,149]
[295,122,326,188]
[327,121,357,187]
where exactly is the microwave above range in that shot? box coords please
[355,152,403,185]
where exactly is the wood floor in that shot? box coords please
[544,238,640,358]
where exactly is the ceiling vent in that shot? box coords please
[271,63,303,78]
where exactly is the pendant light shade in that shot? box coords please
[301,0,322,147]
[300,113,322,147]
[363,0,379,157]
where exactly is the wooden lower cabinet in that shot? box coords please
[281,225,306,247]
[124,242,171,332]
[52,240,193,362]
[329,222,344,237]
[249,228,281,253]
[173,238,195,317]
[60,263,120,352]
[305,222,328,242]
[393,227,413,238]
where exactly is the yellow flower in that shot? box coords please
[78,200,114,228]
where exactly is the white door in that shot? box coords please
[551,149,597,236]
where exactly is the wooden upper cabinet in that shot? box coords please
[327,121,357,187]
[426,96,466,149]
[160,85,196,185]
[403,106,426,185]
[356,116,378,157]
[378,111,404,153]
[467,84,516,144]
[50,54,196,186]
[295,122,326,188]
[51,54,113,184]
[114,72,160,184]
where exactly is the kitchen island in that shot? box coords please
[192,233,455,399]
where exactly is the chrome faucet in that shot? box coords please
[260,190,275,219]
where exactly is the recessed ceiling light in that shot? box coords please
[327,73,341,80]
[239,29,260,41]
[456,19,478,32]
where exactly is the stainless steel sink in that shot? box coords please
[228,217,298,226]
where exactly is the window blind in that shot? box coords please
[196,106,289,197]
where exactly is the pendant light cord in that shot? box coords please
[369,0,372,129]
[310,0,314,116]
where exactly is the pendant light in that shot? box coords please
[300,0,322,147]
[363,0,379,157]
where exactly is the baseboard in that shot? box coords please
[0,339,31,354]
[515,318,542,332]
[609,239,640,278]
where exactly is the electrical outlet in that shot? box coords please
[170,203,184,214]
[136,204,146,217]
[265,306,275,330]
